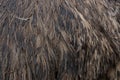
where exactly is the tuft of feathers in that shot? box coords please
[0,0,120,80]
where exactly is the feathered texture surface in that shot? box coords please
[0,0,120,80]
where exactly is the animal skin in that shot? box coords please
[0,0,120,80]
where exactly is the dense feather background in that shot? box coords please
[0,0,120,80]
